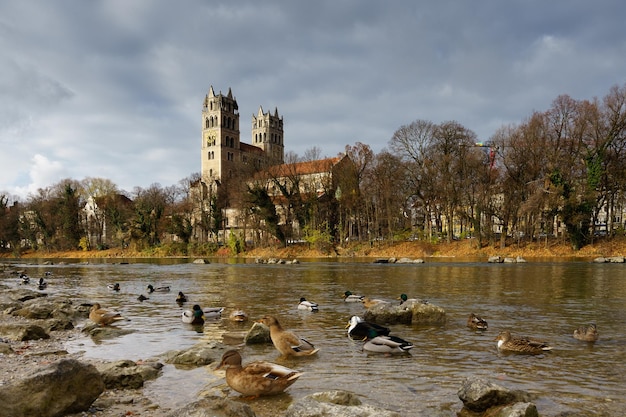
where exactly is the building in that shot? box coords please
[200,86,284,186]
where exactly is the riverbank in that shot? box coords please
[4,236,626,261]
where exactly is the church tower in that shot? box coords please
[201,86,240,183]
[251,106,284,165]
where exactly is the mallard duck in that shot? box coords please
[37,278,48,290]
[89,303,127,326]
[362,297,387,309]
[44,271,52,276]
[20,274,30,284]
[494,331,553,354]
[298,297,319,312]
[229,309,249,322]
[397,294,421,305]
[147,284,170,293]
[573,323,599,342]
[258,315,319,357]
[346,316,390,339]
[343,291,364,302]
[137,294,149,302]
[363,329,413,354]
[176,291,188,304]
[182,304,205,325]
[204,307,224,320]
[467,313,488,330]
[107,283,120,291]
[216,350,302,398]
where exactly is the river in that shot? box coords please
[10,257,626,416]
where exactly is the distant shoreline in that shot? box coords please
[2,238,624,261]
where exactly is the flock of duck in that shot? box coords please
[83,284,600,399]
[18,271,51,290]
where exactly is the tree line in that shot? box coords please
[1,83,625,255]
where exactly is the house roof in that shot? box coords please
[261,156,343,178]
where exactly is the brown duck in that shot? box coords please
[494,330,552,354]
[573,323,599,342]
[89,303,127,326]
[258,315,319,357]
[216,350,302,398]
[467,313,488,330]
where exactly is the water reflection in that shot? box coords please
[8,259,626,416]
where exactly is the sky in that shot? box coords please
[1,1,625,200]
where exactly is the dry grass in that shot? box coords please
[6,236,624,261]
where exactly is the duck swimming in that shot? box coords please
[137,294,149,302]
[343,291,364,302]
[37,278,47,290]
[203,307,224,320]
[494,331,553,354]
[258,315,319,357]
[216,350,303,399]
[573,323,599,342]
[182,304,205,325]
[89,303,127,326]
[363,329,413,354]
[346,316,390,339]
[147,284,170,293]
[229,309,249,322]
[107,283,120,291]
[467,313,488,330]
[298,297,319,312]
[176,291,188,304]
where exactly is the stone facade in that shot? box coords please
[200,86,284,185]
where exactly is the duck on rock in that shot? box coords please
[258,315,319,357]
[216,350,303,399]
[89,303,127,326]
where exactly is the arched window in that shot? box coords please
[205,118,209,129]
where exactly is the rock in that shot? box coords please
[395,257,425,264]
[607,256,625,263]
[0,323,50,341]
[167,394,256,417]
[163,341,224,367]
[193,258,210,264]
[0,288,47,310]
[516,256,527,263]
[82,322,134,339]
[285,390,401,417]
[95,359,163,389]
[457,377,531,413]
[244,322,271,344]
[492,402,539,417]
[363,298,446,325]
[0,358,104,417]
[593,257,608,263]
[488,256,503,263]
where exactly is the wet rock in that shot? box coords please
[0,288,47,309]
[0,358,104,417]
[167,394,256,417]
[395,257,425,264]
[284,390,401,417]
[457,377,533,413]
[363,298,446,325]
[493,402,539,417]
[193,258,210,264]
[81,321,134,339]
[488,256,503,263]
[95,359,163,389]
[244,321,271,344]
[0,323,50,341]
[163,340,224,367]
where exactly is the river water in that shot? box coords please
[9,257,626,416]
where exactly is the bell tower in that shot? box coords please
[201,86,240,183]
[251,106,284,166]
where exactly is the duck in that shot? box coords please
[343,291,364,302]
[362,297,387,309]
[467,313,488,330]
[346,316,390,339]
[37,277,48,290]
[107,283,120,291]
[20,273,30,284]
[182,304,205,325]
[89,303,127,326]
[258,315,319,357]
[44,271,52,276]
[298,297,319,312]
[137,294,149,302]
[397,293,421,305]
[363,329,413,354]
[204,307,224,320]
[229,309,249,322]
[216,350,303,399]
[573,323,599,342]
[147,284,171,293]
[176,291,188,304]
[494,331,553,354]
